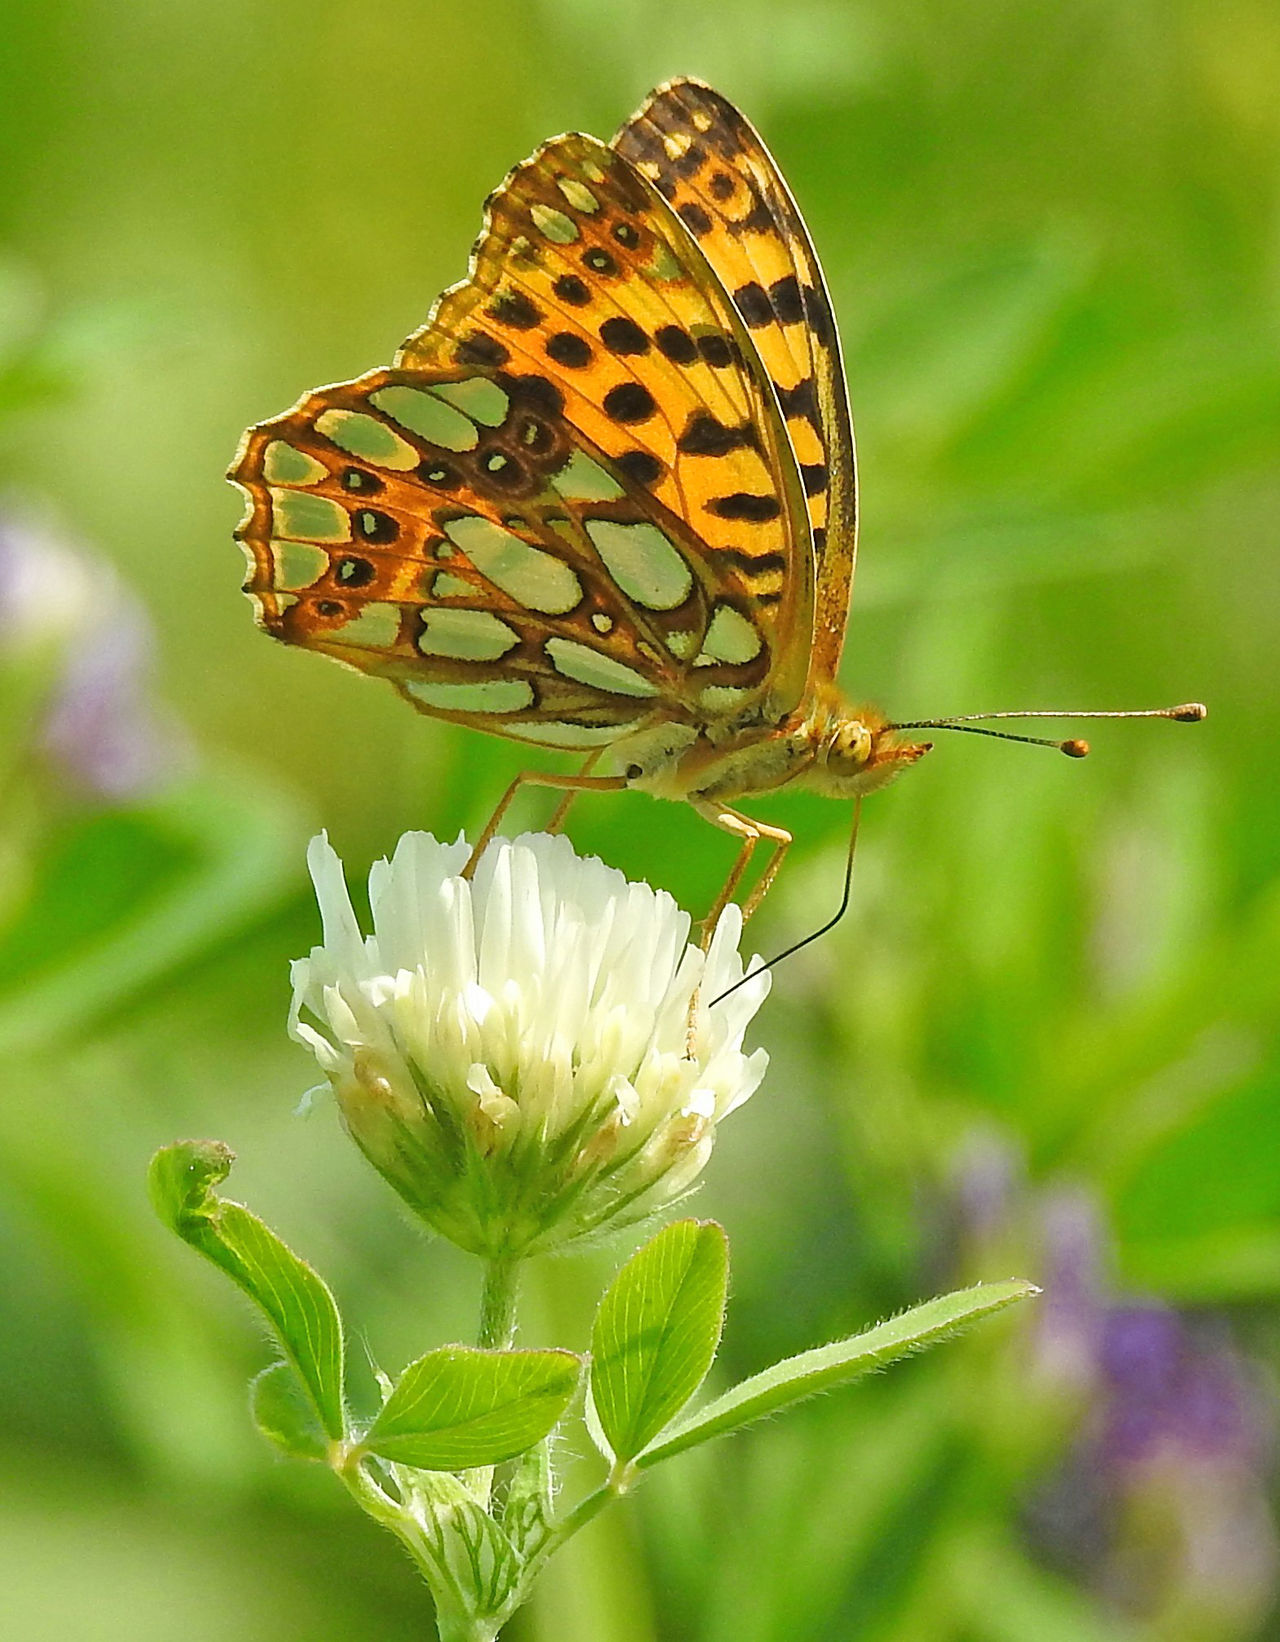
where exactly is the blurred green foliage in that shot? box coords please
[0,0,1277,1637]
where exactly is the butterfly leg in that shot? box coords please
[692,800,793,944]
[545,750,604,834]
[463,765,627,879]
[741,825,793,922]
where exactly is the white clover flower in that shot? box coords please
[290,830,770,1257]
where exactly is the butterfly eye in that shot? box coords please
[831,723,872,768]
[625,763,643,781]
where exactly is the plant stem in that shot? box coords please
[467,1256,523,1515]
[435,1618,500,1642]
[478,1256,520,1349]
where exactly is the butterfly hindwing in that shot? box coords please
[232,359,776,748]
[613,79,857,686]
[231,114,826,752]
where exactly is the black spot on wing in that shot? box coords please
[802,283,837,349]
[516,415,554,455]
[419,458,460,489]
[706,493,782,523]
[454,332,509,368]
[732,282,772,328]
[677,412,759,457]
[777,377,821,429]
[654,325,698,364]
[678,201,712,237]
[769,275,805,325]
[696,332,735,368]
[603,382,657,423]
[546,332,592,367]
[479,450,526,489]
[356,509,398,543]
[616,449,664,486]
[500,373,566,418]
[553,274,591,306]
[488,290,542,330]
[599,316,649,356]
[336,556,376,587]
[583,247,619,276]
[719,547,788,578]
[737,181,776,235]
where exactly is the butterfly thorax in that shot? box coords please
[618,681,930,806]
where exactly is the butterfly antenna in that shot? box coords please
[885,702,1206,757]
[709,797,862,1009]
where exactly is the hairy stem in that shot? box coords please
[478,1256,520,1350]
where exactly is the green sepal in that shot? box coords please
[251,1361,330,1461]
[363,1344,580,1471]
[149,1139,346,1441]
[502,1437,555,1560]
[590,1219,728,1465]
[635,1279,1038,1471]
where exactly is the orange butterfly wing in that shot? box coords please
[614,78,858,687]
[230,128,818,751]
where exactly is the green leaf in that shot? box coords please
[590,1219,728,1465]
[635,1279,1037,1471]
[251,1361,329,1461]
[364,1345,580,1471]
[149,1139,346,1441]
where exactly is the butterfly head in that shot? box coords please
[806,700,932,798]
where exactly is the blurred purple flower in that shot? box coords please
[0,510,182,800]
[1031,1187,1107,1392]
[950,1127,1023,1245]
[944,1137,1278,1631]
[1028,1203,1277,1631]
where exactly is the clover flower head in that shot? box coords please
[290,830,770,1257]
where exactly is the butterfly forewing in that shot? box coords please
[399,130,815,711]
[613,79,857,685]
[231,126,818,752]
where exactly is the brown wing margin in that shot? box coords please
[613,78,858,686]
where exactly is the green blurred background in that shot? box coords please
[2,0,1278,1637]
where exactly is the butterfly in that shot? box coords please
[230,79,1203,930]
